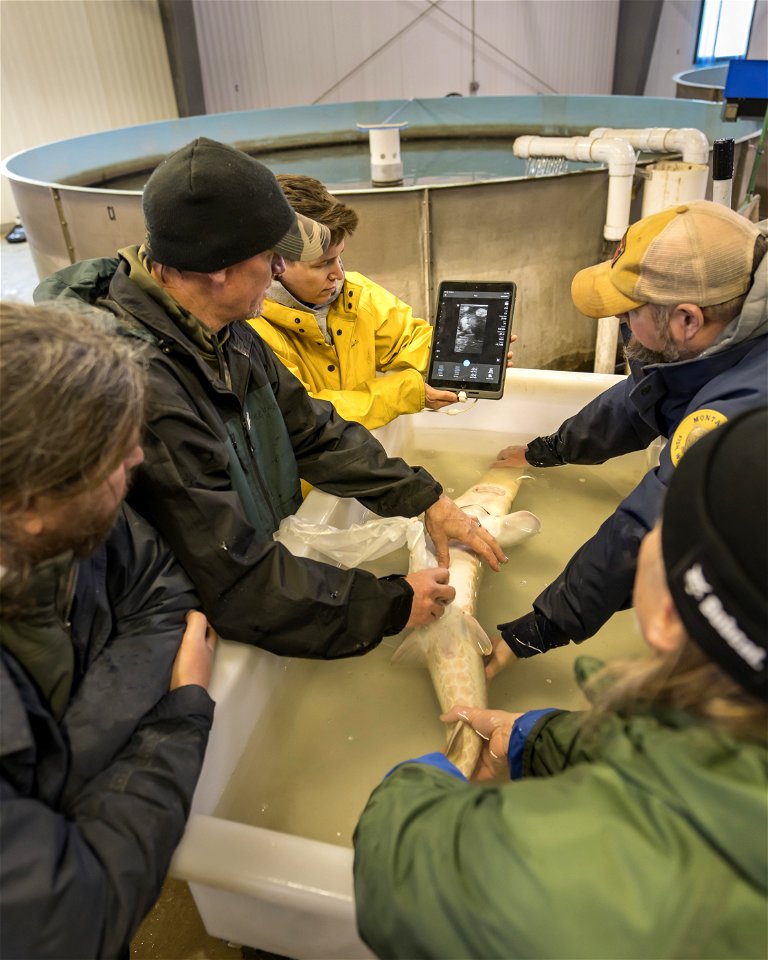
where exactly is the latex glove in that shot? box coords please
[424,494,507,571]
[170,610,217,691]
[440,705,523,781]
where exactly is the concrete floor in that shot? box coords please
[1,228,38,302]
[1,233,293,960]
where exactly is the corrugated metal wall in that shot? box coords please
[194,0,619,114]
[0,0,176,222]
[1,0,621,222]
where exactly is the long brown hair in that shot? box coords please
[0,300,146,510]
[585,638,768,743]
[0,300,146,608]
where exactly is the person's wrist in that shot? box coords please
[498,612,546,658]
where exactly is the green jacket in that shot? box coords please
[353,691,768,958]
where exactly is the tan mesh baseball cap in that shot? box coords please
[571,200,761,319]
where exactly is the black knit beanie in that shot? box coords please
[662,406,768,701]
[143,137,320,272]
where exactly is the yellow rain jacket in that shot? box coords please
[250,272,432,430]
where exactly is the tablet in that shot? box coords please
[426,280,516,400]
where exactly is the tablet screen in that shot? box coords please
[427,281,516,399]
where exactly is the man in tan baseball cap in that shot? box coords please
[572,200,760,320]
[487,199,767,670]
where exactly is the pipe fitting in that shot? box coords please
[514,135,636,240]
[589,126,710,165]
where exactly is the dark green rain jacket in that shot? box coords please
[36,253,441,659]
[353,668,768,959]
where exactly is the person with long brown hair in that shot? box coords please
[353,406,767,959]
[0,301,217,959]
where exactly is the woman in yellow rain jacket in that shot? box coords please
[249,175,460,430]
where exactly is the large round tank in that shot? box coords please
[3,95,761,370]
[674,65,728,101]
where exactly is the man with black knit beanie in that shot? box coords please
[487,200,768,673]
[35,137,505,661]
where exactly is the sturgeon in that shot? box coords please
[393,466,540,777]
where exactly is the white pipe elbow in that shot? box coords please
[581,137,637,177]
[589,127,710,165]
[663,128,710,165]
[515,135,635,241]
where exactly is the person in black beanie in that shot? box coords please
[34,137,505,661]
[352,406,768,960]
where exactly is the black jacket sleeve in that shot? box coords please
[501,426,667,654]
[266,346,440,516]
[130,349,424,659]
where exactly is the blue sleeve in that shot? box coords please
[548,377,659,464]
[515,460,665,649]
[508,709,558,779]
[385,752,467,781]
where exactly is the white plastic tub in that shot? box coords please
[170,368,646,958]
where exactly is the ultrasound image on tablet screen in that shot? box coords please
[454,304,488,354]
[427,281,515,397]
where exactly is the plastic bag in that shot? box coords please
[274,514,434,570]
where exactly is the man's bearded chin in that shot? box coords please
[624,334,681,365]
[70,504,124,558]
[23,503,123,564]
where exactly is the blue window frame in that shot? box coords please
[695,0,757,64]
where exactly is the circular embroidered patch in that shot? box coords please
[670,408,728,466]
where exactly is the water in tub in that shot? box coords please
[215,428,650,846]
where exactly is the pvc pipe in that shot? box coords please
[514,135,636,241]
[513,135,637,373]
[594,315,621,374]
[711,138,734,209]
[356,122,408,186]
[589,127,710,165]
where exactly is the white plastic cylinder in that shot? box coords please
[640,160,709,217]
[712,179,733,208]
[594,315,621,374]
[358,124,405,186]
